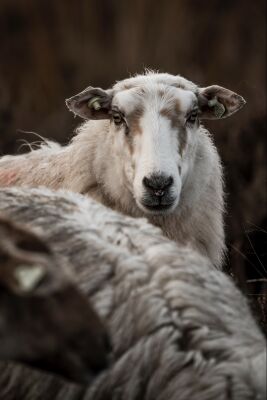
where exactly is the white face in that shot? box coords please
[110,84,199,215]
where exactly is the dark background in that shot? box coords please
[0,0,266,330]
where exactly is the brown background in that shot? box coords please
[0,0,266,329]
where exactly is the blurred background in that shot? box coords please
[0,0,266,329]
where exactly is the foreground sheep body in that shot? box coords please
[0,187,265,400]
[0,72,246,267]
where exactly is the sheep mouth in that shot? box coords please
[139,201,175,215]
[144,204,173,211]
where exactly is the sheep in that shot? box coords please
[0,72,246,268]
[0,187,265,400]
[0,216,110,383]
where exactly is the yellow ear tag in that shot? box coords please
[87,97,101,111]
[208,97,225,118]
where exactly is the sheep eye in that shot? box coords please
[112,112,123,125]
[186,109,198,124]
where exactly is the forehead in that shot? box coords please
[113,84,197,116]
[113,72,197,92]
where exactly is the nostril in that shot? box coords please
[165,176,173,188]
[143,176,151,189]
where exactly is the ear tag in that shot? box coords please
[15,264,46,293]
[208,97,225,118]
[87,97,101,111]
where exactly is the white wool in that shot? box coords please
[0,72,226,267]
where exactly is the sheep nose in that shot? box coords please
[143,174,173,196]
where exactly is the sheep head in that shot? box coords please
[66,72,245,216]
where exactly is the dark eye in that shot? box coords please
[186,109,198,124]
[112,111,124,125]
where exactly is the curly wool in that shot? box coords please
[0,187,265,400]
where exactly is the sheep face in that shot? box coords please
[66,72,245,216]
[109,85,198,215]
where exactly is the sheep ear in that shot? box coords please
[66,87,113,120]
[198,85,246,120]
